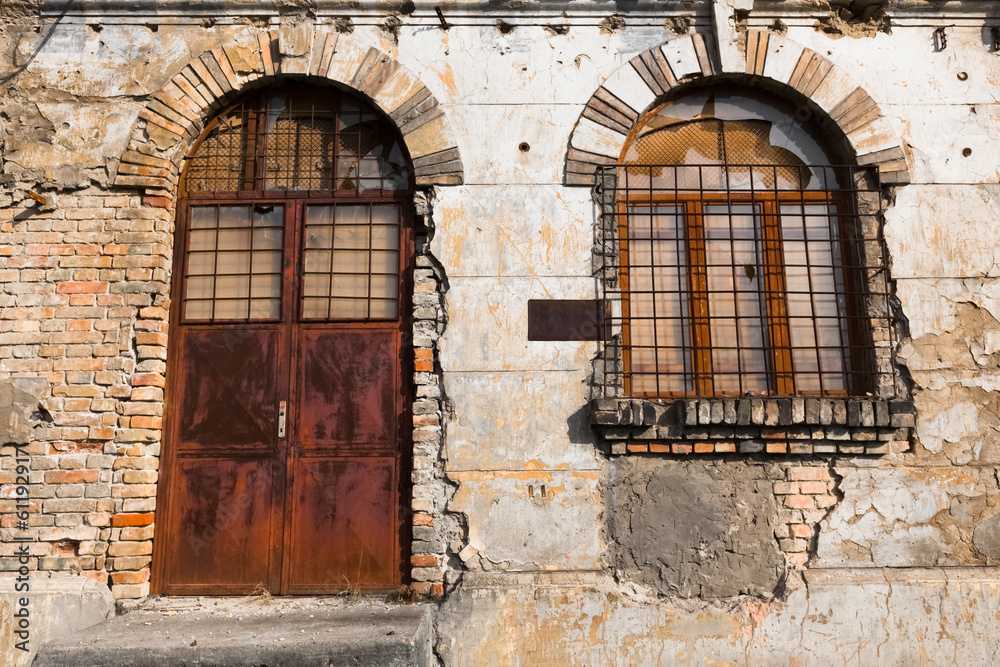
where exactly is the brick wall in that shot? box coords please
[1,190,174,598]
[773,464,841,568]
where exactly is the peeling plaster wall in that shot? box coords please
[3,0,1000,662]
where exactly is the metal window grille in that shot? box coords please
[184,90,410,197]
[596,164,897,399]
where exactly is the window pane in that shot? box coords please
[216,251,250,275]
[627,205,691,394]
[183,87,412,197]
[182,205,284,322]
[781,204,847,393]
[301,204,401,322]
[703,204,768,394]
[187,252,215,276]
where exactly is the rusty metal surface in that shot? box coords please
[161,457,276,594]
[297,328,397,449]
[285,457,399,592]
[176,328,279,449]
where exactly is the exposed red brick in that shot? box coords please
[799,481,830,495]
[783,495,814,510]
[131,373,165,387]
[790,524,814,539]
[411,554,438,567]
[788,467,830,481]
[45,470,99,484]
[111,513,155,527]
[111,570,150,585]
[57,281,109,294]
[142,196,172,209]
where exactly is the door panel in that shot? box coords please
[297,328,398,449]
[175,327,279,449]
[284,457,398,592]
[162,457,275,593]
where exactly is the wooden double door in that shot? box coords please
[155,199,411,594]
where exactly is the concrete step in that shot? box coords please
[32,596,435,667]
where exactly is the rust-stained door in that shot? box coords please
[157,199,410,595]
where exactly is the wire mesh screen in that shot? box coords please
[184,89,410,196]
[596,164,896,400]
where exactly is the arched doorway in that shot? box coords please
[154,84,413,594]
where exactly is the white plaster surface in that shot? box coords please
[915,402,981,453]
[785,26,1000,107]
[443,105,584,185]
[816,467,987,567]
[448,470,602,570]
[431,186,594,278]
[441,278,599,372]
[896,277,1000,339]
[893,104,1000,184]
[443,370,598,472]
[886,185,1000,279]
[395,25,667,106]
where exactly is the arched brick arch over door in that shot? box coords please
[564,31,910,187]
[114,28,464,196]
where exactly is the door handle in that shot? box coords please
[278,401,287,438]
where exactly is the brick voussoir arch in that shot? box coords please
[565,30,910,186]
[115,28,464,195]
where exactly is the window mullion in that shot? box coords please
[686,199,712,397]
[762,198,795,395]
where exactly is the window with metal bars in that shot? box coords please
[598,89,896,400]
[184,86,409,197]
[177,85,412,325]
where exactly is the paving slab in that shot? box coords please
[32,596,434,667]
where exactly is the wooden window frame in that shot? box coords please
[618,189,869,399]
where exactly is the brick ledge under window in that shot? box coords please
[591,397,915,456]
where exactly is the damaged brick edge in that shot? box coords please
[408,188,465,599]
[591,396,915,456]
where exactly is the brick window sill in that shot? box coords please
[591,397,915,456]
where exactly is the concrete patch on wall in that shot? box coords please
[0,573,113,667]
[815,466,1000,567]
[0,378,48,445]
[608,459,785,598]
[14,24,219,97]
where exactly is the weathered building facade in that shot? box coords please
[2,0,1000,663]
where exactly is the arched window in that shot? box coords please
[611,88,883,398]
[180,85,411,322]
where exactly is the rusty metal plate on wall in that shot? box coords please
[527,299,610,341]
